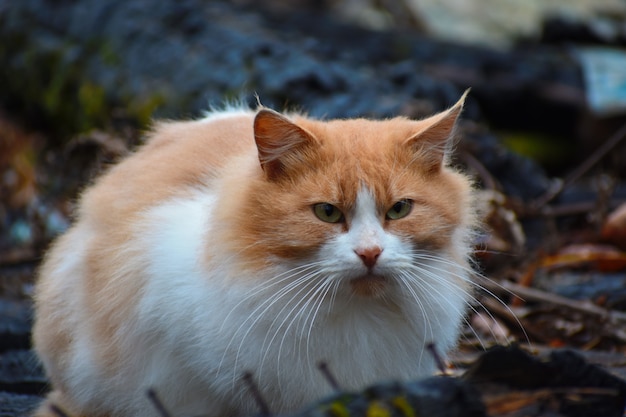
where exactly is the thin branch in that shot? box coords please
[317,361,341,391]
[460,150,499,191]
[534,198,625,218]
[531,122,626,211]
[48,404,71,417]
[426,343,449,375]
[146,389,173,417]
[241,372,271,416]
[484,280,626,323]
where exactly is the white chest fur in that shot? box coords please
[120,188,469,416]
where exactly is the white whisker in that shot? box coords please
[258,271,325,380]
[301,278,337,375]
[395,272,434,367]
[406,250,529,346]
[216,263,324,381]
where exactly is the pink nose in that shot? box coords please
[355,247,382,268]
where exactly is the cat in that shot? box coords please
[33,91,476,417]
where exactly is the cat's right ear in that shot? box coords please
[254,109,315,181]
[405,90,468,174]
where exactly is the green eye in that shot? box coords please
[386,199,413,220]
[313,203,344,223]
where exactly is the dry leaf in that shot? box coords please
[602,203,626,250]
[474,189,525,259]
[0,114,41,209]
[470,312,512,344]
[540,243,626,272]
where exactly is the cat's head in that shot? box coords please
[227,92,474,299]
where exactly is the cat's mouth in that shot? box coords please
[349,274,388,298]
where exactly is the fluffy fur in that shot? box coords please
[33,93,475,417]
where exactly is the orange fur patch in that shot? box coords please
[221,114,472,272]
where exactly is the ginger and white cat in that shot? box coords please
[33,92,475,417]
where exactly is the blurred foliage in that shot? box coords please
[500,132,577,174]
[0,31,163,142]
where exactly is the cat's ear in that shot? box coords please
[254,109,315,181]
[405,89,468,174]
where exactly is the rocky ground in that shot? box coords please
[1,1,626,416]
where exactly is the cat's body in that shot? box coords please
[33,94,475,417]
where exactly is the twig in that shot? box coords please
[146,388,173,417]
[317,361,340,391]
[531,122,626,211]
[460,151,499,191]
[426,343,448,375]
[479,296,548,343]
[533,198,625,218]
[484,280,626,323]
[241,372,271,416]
[48,404,71,417]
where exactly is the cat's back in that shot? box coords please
[33,109,260,417]
[82,109,257,224]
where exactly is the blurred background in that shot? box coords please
[251,0,626,47]
[1,0,626,414]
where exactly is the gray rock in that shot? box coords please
[0,350,47,395]
[0,302,32,354]
[0,0,583,136]
[0,392,42,417]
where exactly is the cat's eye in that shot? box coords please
[313,203,344,223]
[386,199,413,220]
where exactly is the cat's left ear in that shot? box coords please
[406,89,469,174]
[254,109,316,181]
